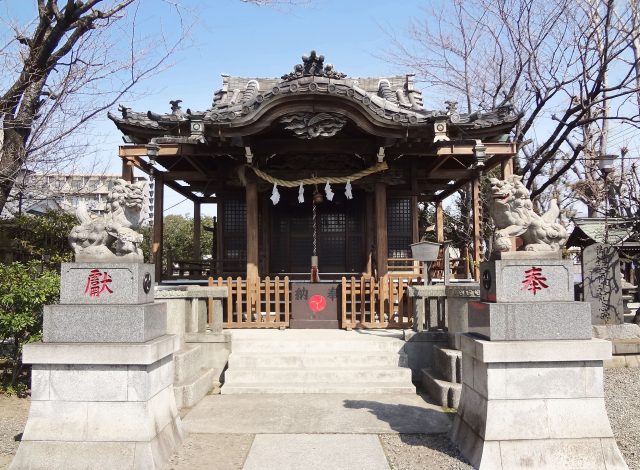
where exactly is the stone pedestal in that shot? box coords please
[11,263,184,470]
[451,335,627,469]
[452,254,628,469]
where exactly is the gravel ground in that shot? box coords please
[0,395,30,469]
[605,367,640,470]
[380,432,473,470]
[1,367,638,469]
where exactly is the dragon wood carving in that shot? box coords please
[280,112,347,139]
[68,179,149,261]
[490,175,568,252]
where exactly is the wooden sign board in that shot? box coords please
[290,282,340,329]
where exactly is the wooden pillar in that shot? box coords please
[471,178,482,281]
[152,175,164,283]
[375,182,388,277]
[246,180,259,281]
[121,157,133,183]
[193,201,201,262]
[501,157,514,179]
[435,201,445,243]
[411,195,419,243]
[365,195,375,276]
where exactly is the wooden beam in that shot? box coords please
[427,169,474,180]
[153,175,164,283]
[436,142,516,156]
[246,180,259,281]
[471,178,481,282]
[121,157,134,182]
[501,157,514,178]
[436,201,444,243]
[120,153,198,201]
[375,182,388,277]
[193,201,201,262]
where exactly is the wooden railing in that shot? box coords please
[209,276,290,328]
[340,274,422,329]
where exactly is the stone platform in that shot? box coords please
[11,262,184,470]
[450,334,628,469]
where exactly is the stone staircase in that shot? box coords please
[173,343,219,409]
[221,330,415,394]
[622,280,638,323]
[420,345,462,409]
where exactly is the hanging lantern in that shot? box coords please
[298,182,305,203]
[345,179,353,199]
[324,181,334,201]
[270,183,280,205]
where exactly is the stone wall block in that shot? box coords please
[484,399,550,440]
[87,400,153,442]
[22,401,89,441]
[30,365,50,401]
[49,364,129,401]
[500,362,596,400]
[546,398,613,439]
[127,356,174,401]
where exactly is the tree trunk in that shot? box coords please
[0,126,28,215]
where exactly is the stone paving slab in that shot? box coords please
[183,393,452,434]
[242,434,390,470]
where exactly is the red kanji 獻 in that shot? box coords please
[521,267,548,295]
[85,269,113,298]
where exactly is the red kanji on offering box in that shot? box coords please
[84,269,114,298]
[521,266,548,295]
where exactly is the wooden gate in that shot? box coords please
[340,274,421,329]
[209,276,290,328]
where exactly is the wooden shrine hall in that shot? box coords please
[110,51,518,328]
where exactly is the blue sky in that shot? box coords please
[4,0,433,215]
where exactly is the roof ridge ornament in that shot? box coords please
[281,50,347,82]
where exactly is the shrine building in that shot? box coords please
[110,51,518,329]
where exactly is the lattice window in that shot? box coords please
[387,198,412,258]
[222,194,246,271]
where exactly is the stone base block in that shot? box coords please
[44,302,166,343]
[10,416,182,470]
[451,418,627,470]
[174,367,218,409]
[451,334,628,469]
[468,301,592,341]
[480,258,573,303]
[12,336,184,470]
[60,262,155,305]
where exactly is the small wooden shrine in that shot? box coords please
[110,51,518,328]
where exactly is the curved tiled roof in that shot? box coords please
[108,51,519,141]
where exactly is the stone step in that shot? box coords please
[174,367,218,409]
[231,339,406,354]
[173,343,206,384]
[220,382,416,394]
[432,346,461,384]
[421,368,461,409]
[225,367,413,384]
[228,351,408,369]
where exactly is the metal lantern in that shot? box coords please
[598,153,617,176]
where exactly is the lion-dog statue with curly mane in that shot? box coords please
[489,175,567,253]
[68,179,149,261]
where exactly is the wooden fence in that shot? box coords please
[206,274,422,330]
[209,276,290,328]
[340,274,422,329]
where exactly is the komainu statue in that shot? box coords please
[68,179,149,261]
[489,175,568,252]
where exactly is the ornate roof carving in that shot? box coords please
[280,50,347,81]
[280,112,348,139]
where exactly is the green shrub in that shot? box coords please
[0,262,59,388]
